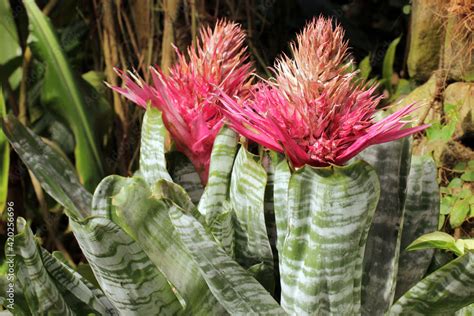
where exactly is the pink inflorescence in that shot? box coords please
[109,20,253,184]
[219,17,429,168]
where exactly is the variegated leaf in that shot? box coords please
[69,176,183,315]
[1,114,91,219]
[280,160,380,315]
[198,125,238,254]
[112,176,226,315]
[168,151,203,204]
[389,252,474,315]
[359,137,412,314]
[169,205,286,315]
[395,155,439,299]
[230,147,274,291]
[14,217,74,315]
[40,248,117,315]
[273,159,291,256]
[140,107,172,185]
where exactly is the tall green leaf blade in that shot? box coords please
[389,252,474,315]
[140,107,172,185]
[1,114,91,219]
[198,126,238,253]
[0,0,22,88]
[14,217,74,315]
[273,159,291,255]
[382,36,401,93]
[40,248,118,315]
[68,176,183,315]
[23,0,103,190]
[395,155,439,299]
[169,205,286,315]
[230,147,274,290]
[111,176,224,314]
[0,89,9,213]
[280,161,380,315]
[359,137,412,314]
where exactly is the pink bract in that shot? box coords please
[109,20,253,184]
[219,17,429,168]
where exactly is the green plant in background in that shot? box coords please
[1,1,474,316]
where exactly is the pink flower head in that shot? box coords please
[109,20,252,184]
[219,17,429,168]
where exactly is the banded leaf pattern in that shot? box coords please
[168,151,204,204]
[273,159,291,255]
[40,248,117,315]
[359,137,411,314]
[230,147,274,290]
[1,114,92,219]
[395,155,439,300]
[14,217,74,315]
[69,176,183,315]
[280,160,380,315]
[112,176,225,315]
[169,206,286,315]
[389,252,474,315]
[140,107,172,185]
[198,126,238,253]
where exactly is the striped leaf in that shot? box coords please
[198,126,238,254]
[168,151,204,204]
[169,205,286,315]
[230,147,274,291]
[111,176,225,315]
[359,137,412,314]
[14,217,74,315]
[1,114,91,219]
[389,252,474,315]
[23,0,104,190]
[40,248,117,315]
[395,155,439,299]
[0,88,8,213]
[140,107,172,185]
[273,158,291,255]
[69,176,183,315]
[280,160,380,315]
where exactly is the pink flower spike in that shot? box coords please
[219,16,428,168]
[109,20,253,184]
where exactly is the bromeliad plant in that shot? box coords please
[2,8,474,316]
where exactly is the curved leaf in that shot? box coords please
[359,137,411,314]
[69,176,183,315]
[169,206,286,315]
[14,217,74,315]
[198,126,238,253]
[111,176,225,315]
[395,155,440,299]
[1,114,91,219]
[40,248,117,315]
[389,252,474,315]
[280,160,380,315]
[230,147,274,291]
[273,159,291,255]
[140,107,172,185]
[23,0,103,190]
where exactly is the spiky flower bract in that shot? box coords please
[110,20,252,184]
[220,17,429,168]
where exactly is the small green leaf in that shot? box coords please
[448,178,463,188]
[450,198,470,228]
[382,36,401,93]
[359,55,371,80]
[407,231,464,256]
[454,162,467,172]
[461,171,474,182]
